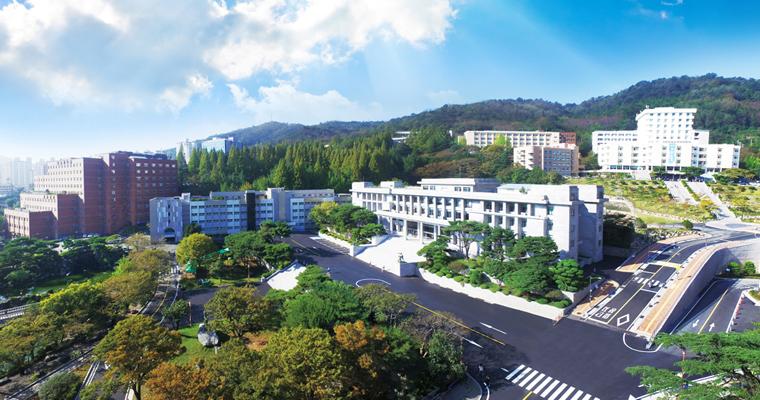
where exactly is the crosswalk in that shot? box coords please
[632,276,660,286]
[505,364,600,400]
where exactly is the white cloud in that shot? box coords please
[159,73,214,115]
[661,0,683,5]
[660,10,669,19]
[0,0,457,110]
[426,89,463,105]
[228,82,383,124]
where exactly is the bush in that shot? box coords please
[453,276,464,282]
[682,220,693,229]
[462,278,470,284]
[436,270,445,277]
[445,273,453,279]
[536,298,549,305]
[468,270,483,286]
[750,290,760,301]
[38,372,80,400]
[511,288,524,297]
[489,286,500,293]
[448,261,467,274]
[744,261,756,276]
[417,261,430,269]
[633,218,646,229]
[479,283,490,289]
[544,290,566,301]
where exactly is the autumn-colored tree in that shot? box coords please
[122,233,155,254]
[205,285,275,337]
[145,362,213,400]
[94,315,183,400]
[176,233,217,267]
[101,270,155,317]
[163,299,191,331]
[335,320,390,398]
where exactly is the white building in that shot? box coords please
[514,144,579,176]
[150,188,351,242]
[177,139,197,160]
[464,131,577,149]
[592,107,740,172]
[351,178,606,262]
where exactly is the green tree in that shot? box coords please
[187,148,201,175]
[176,147,189,184]
[263,243,295,269]
[426,330,465,388]
[417,235,451,268]
[549,259,585,292]
[163,299,191,331]
[502,258,551,293]
[482,226,516,262]
[5,269,32,286]
[38,371,80,400]
[176,233,217,267]
[355,283,418,327]
[205,285,275,337]
[252,326,349,400]
[308,201,338,228]
[183,222,202,238]
[510,236,559,265]
[285,280,368,331]
[443,220,489,259]
[627,325,760,399]
[41,282,109,340]
[94,315,183,400]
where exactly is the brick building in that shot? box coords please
[3,152,178,239]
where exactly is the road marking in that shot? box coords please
[506,365,524,380]
[558,387,575,400]
[548,383,567,400]
[355,278,391,288]
[290,239,320,255]
[512,367,532,384]
[581,394,592,400]
[570,391,584,400]
[518,371,539,388]
[616,314,630,327]
[534,376,555,394]
[692,319,700,328]
[524,373,545,390]
[454,333,483,348]
[521,392,533,400]
[709,322,715,332]
[150,279,170,318]
[411,300,505,346]
[698,286,731,334]
[481,322,507,335]
[608,264,665,324]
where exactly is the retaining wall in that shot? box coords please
[418,270,566,320]
[603,246,634,258]
[655,239,760,337]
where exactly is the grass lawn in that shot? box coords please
[638,214,680,225]
[569,178,714,220]
[171,323,217,365]
[707,183,760,216]
[1,270,114,297]
[180,263,267,290]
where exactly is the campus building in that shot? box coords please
[4,152,178,240]
[350,178,606,262]
[513,143,579,176]
[592,107,740,172]
[463,130,576,148]
[150,188,351,243]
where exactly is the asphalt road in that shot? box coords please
[285,233,681,400]
[675,278,760,335]
[586,228,760,333]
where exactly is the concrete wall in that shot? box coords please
[654,239,760,338]
[418,269,567,320]
[603,246,634,258]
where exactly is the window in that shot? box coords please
[571,208,575,216]
[547,206,554,215]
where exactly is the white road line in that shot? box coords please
[548,383,568,400]
[524,373,545,390]
[518,370,539,387]
[593,397,600,400]
[534,377,555,395]
[570,391,584,400]
[581,394,592,400]
[654,280,660,286]
[511,367,532,384]
[541,379,560,397]
[505,365,524,380]
[558,387,576,400]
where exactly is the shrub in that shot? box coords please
[744,261,756,276]
[510,288,524,297]
[500,287,511,295]
[489,286,500,293]
[448,261,467,274]
[545,290,566,301]
[750,290,760,301]
[468,270,483,286]
[453,276,464,282]
[682,220,693,229]
[38,372,80,400]
[462,278,470,284]
[445,273,453,279]
[417,261,430,269]
[479,283,490,289]
[536,298,549,305]
[436,271,445,277]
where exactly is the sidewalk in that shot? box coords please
[572,280,619,317]
[617,234,703,273]
[440,373,481,400]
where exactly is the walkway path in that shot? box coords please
[687,181,736,219]
[665,181,698,206]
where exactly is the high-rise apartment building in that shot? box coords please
[592,107,740,172]
[4,152,178,239]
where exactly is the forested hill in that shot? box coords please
[208,74,760,157]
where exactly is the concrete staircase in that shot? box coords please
[686,181,736,219]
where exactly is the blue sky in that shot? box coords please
[1,0,760,160]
